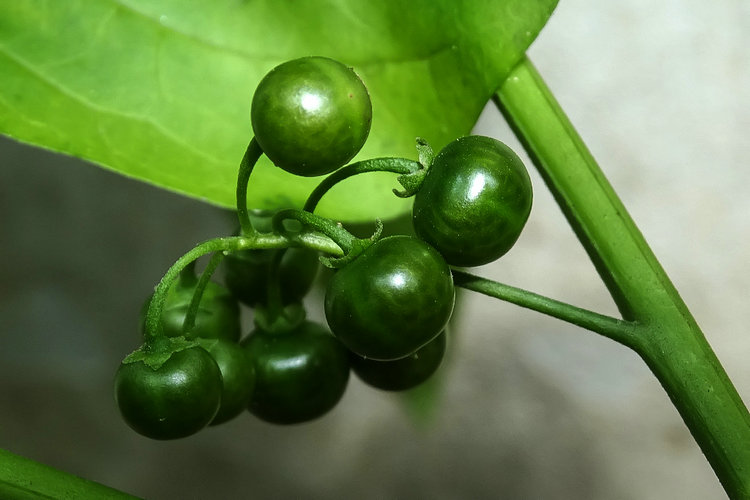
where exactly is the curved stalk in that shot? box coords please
[236,138,264,235]
[143,232,343,342]
[304,157,421,212]
[452,270,639,345]
[181,251,225,337]
[495,55,750,498]
[272,209,357,253]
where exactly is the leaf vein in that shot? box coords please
[0,45,221,165]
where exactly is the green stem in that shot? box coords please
[236,138,264,235]
[0,448,136,499]
[182,251,225,337]
[495,55,750,498]
[272,209,357,253]
[143,232,343,342]
[304,157,421,212]
[452,270,638,345]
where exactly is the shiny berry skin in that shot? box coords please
[324,235,455,361]
[251,56,372,176]
[223,247,319,308]
[114,347,222,440]
[412,135,532,267]
[350,331,447,391]
[242,321,350,425]
[205,339,256,426]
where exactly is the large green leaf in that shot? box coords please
[0,0,557,221]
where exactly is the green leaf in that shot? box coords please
[0,0,557,221]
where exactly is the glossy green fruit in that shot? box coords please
[251,56,372,176]
[412,135,533,267]
[223,247,319,308]
[324,235,455,361]
[142,271,241,342]
[205,340,256,426]
[350,331,447,391]
[242,321,350,424]
[114,347,222,440]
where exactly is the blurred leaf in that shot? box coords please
[0,0,557,221]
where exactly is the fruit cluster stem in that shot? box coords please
[494,55,750,498]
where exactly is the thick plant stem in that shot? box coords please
[0,448,136,499]
[494,56,750,498]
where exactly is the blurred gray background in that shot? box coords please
[1,1,748,498]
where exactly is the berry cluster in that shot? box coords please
[114,56,532,440]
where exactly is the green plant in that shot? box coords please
[223,246,319,306]
[412,135,533,267]
[140,263,242,342]
[350,331,447,392]
[222,210,321,307]
[0,2,748,499]
[113,345,223,440]
[251,56,373,177]
[204,339,256,426]
[242,320,350,425]
[118,250,256,439]
[325,235,455,360]
[223,248,319,310]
